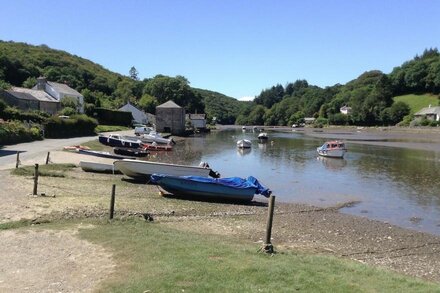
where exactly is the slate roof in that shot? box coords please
[157,100,182,108]
[9,87,59,102]
[47,81,82,97]
[414,106,440,116]
[187,114,206,120]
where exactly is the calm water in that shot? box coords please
[151,129,440,236]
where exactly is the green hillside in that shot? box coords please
[393,94,439,114]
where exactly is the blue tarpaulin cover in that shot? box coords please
[150,174,272,197]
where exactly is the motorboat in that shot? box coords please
[79,161,121,174]
[150,174,271,201]
[98,134,142,148]
[317,140,347,158]
[114,159,220,180]
[140,131,174,145]
[237,139,252,149]
[257,132,268,141]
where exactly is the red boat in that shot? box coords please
[141,142,173,151]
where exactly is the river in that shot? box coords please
[150,128,440,236]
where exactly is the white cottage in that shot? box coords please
[119,102,148,125]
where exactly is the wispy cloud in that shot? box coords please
[238,96,254,101]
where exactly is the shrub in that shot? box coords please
[0,120,43,145]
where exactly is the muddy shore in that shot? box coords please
[1,127,440,291]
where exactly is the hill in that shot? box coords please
[393,94,439,114]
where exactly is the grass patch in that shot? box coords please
[11,163,76,177]
[393,94,439,114]
[0,219,33,230]
[95,125,131,133]
[75,219,439,292]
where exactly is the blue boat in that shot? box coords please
[150,174,271,201]
[98,134,142,148]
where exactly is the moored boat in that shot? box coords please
[77,149,135,160]
[237,139,252,149]
[316,140,347,158]
[257,132,268,141]
[150,174,271,201]
[141,142,173,151]
[140,131,174,144]
[114,159,220,180]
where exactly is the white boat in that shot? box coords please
[258,132,268,141]
[113,159,220,180]
[237,139,252,149]
[316,140,347,158]
[79,161,121,174]
[141,131,173,144]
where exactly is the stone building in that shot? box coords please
[155,100,185,135]
[0,86,60,114]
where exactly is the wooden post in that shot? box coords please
[45,152,50,165]
[109,184,116,220]
[15,151,20,168]
[33,164,39,196]
[263,195,276,253]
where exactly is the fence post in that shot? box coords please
[33,164,39,195]
[16,151,20,168]
[45,152,50,165]
[263,195,276,253]
[109,184,116,220]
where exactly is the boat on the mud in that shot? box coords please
[113,147,149,157]
[316,140,347,158]
[114,159,220,180]
[150,174,271,201]
[79,161,121,174]
[140,131,174,145]
[142,142,173,151]
[77,149,135,160]
[98,134,143,148]
[237,139,252,149]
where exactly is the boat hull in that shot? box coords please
[237,139,252,149]
[153,176,255,201]
[98,135,142,148]
[114,159,212,180]
[317,148,346,158]
[79,161,121,174]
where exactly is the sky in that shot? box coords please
[1,1,440,101]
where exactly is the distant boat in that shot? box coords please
[237,139,252,149]
[79,161,121,174]
[317,140,347,158]
[98,134,142,148]
[150,174,271,201]
[114,159,220,180]
[258,132,268,141]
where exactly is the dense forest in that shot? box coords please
[1,41,439,126]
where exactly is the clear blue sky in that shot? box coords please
[1,0,439,100]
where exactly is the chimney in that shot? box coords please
[36,76,47,90]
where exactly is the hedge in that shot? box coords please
[44,114,98,138]
[93,107,132,126]
[0,121,43,145]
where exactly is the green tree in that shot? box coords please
[138,94,158,113]
[129,66,139,80]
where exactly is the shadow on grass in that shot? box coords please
[0,150,25,157]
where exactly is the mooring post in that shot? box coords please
[16,151,20,168]
[45,152,50,165]
[33,163,39,196]
[263,195,276,253]
[109,184,116,220]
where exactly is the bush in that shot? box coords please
[93,107,132,126]
[0,121,43,145]
[44,114,98,138]
[1,107,49,123]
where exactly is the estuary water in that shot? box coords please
[151,128,440,236]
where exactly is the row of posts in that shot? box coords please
[27,154,276,253]
[16,151,51,169]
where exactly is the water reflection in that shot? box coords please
[163,129,440,236]
[317,156,347,171]
[237,148,251,156]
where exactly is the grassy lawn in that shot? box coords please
[11,163,76,177]
[95,125,131,133]
[393,94,439,114]
[68,219,439,292]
